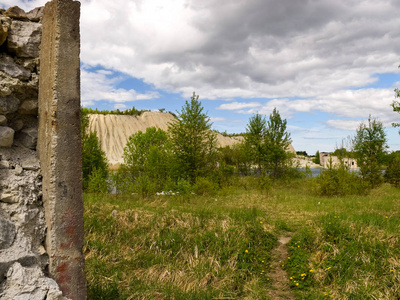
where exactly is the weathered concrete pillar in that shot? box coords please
[37,1,86,299]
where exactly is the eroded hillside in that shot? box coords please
[88,112,244,165]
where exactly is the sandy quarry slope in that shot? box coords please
[88,112,245,166]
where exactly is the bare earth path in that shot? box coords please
[267,235,296,300]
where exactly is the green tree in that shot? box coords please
[353,116,388,188]
[244,113,267,175]
[264,108,292,178]
[81,108,109,191]
[313,150,320,164]
[168,92,217,182]
[244,109,292,178]
[117,127,172,194]
[384,153,400,187]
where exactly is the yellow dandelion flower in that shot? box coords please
[386,216,389,219]
[262,260,264,263]
[296,283,299,286]
[290,277,293,280]
[260,221,263,223]
[245,250,248,253]
[288,257,290,259]
[309,269,313,272]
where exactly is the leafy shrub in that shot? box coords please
[112,165,135,194]
[192,177,218,196]
[133,175,157,197]
[384,155,400,187]
[318,161,367,196]
[257,175,272,193]
[175,178,192,195]
[87,167,109,193]
[117,127,173,194]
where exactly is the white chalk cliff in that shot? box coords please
[88,112,245,165]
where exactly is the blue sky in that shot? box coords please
[3,0,400,154]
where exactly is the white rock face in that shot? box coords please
[26,7,44,22]
[89,112,246,165]
[7,20,41,58]
[89,112,177,165]
[0,263,67,300]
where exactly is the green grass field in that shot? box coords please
[84,179,400,299]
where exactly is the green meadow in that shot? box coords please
[84,179,400,299]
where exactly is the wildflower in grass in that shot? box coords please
[245,249,248,253]
[260,221,263,223]
[262,260,264,263]
[296,283,299,286]
[309,269,313,272]
[386,216,389,219]
[290,277,293,280]
[288,257,290,259]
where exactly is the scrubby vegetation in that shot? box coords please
[82,91,400,299]
[81,106,150,116]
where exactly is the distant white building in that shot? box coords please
[319,152,358,169]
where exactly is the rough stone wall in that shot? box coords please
[0,2,84,299]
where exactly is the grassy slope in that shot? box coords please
[84,180,400,299]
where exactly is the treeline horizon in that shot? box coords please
[81,92,400,197]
